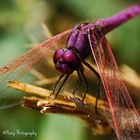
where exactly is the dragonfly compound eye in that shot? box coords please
[63,50,81,70]
[53,49,73,74]
[53,49,65,64]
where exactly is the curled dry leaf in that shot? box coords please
[8,80,111,135]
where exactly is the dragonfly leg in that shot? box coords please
[49,74,65,98]
[54,74,69,99]
[77,66,88,102]
[95,78,101,114]
[83,61,101,114]
[72,78,81,97]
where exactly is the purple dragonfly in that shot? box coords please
[0,4,140,140]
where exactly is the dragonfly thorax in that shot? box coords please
[53,48,81,74]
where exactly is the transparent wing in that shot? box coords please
[0,29,71,109]
[88,27,140,140]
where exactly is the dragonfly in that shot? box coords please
[0,4,140,140]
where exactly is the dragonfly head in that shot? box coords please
[53,48,81,74]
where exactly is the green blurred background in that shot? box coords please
[0,0,140,140]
